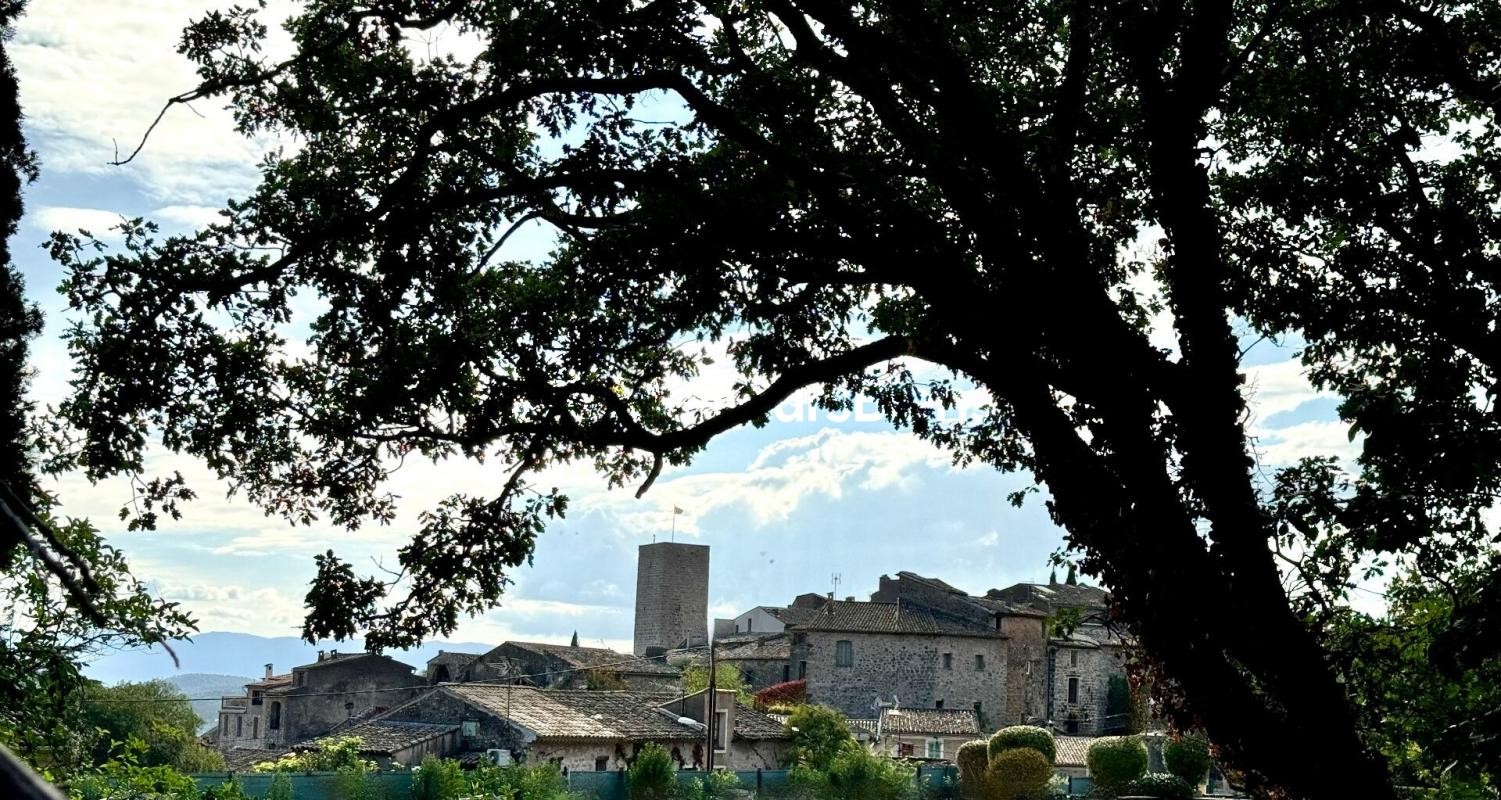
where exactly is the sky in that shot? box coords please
[5,1,1363,661]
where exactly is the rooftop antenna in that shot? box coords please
[831,572,842,598]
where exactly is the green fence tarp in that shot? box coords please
[193,771,414,800]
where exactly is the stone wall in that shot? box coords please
[792,631,1007,725]
[998,615,1048,728]
[268,657,426,746]
[1048,643,1126,735]
[634,543,710,655]
[724,658,791,691]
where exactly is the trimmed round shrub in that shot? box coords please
[956,740,990,799]
[1163,734,1212,785]
[986,747,1053,800]
[1085,736,1148,794]
[987,725,1056,763]
[1126,772,1194,800]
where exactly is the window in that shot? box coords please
[714,709,730,752]
[973,701,983,719]
[926,739,943,759]
[783,665,791,683]
[798,661,807,679]
[236,716,242,737]
[942,653,952,670]
[221,715,229,734]
[251,691,262,706]
[834,640,853,667]
[268,701,281,730]
[935,699,944,709]
[1070,650,1078,667]
[595,756,609,771]
[898,742,915,757]
[462,719,480,737]
[746,618,753,633]
[252,718,258,739]
[1068,677,1079,704]
[1066,714,1080,734]
[974,654,985,671]
[295,672,305,687]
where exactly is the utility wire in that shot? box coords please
[83,644,714,704]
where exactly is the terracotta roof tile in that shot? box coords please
[879,708,980,736]
[299,720,457,755]
[1055,735,1093,766]
[442,686,699,741]
[792,600,1000,638]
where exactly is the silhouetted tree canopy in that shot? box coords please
[43,1,1501,796]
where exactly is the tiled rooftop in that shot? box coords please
[496,642,680,675]
[879,708,980,736]
[792,600,1000,638]
[299,720,458,755]
[442,685,699,741]
[1055,735,1093,766]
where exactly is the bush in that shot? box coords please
[334,764,382,800]
[784,705,856,770]
[987,726,1056,764]
[755,680,807,709]
[267,772,294,800]
[1085,736,1148,795]
[412,755,466,800]
[819,746,916,800]
[1125,773,1193,800]
[629,742,677,800]
[955,740,990,800]
[466,762,577,800]
[1162,735,1211,786]
[986,747,1052,800]
[676,770,743,800]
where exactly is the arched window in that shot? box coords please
[268,701,282,730]
[433,665,451,684]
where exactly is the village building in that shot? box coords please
[425,651,482,685]
[215,651,428,755]
[710,634,794,690]
[358,684,789,771]
[458,640,681,692]
[858,707,982,762]
[787,599,1010,725]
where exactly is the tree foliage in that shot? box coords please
[679,663,752,704]
[1086,736,1148,795]
[1162,734,1211,787]
[82,680,224,773]
[45,0,1501,795]
[783,704,856,771]
[626,742,675,800]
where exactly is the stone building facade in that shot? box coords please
[788,600,1008,724]
[1048,638,1127,735]
[634,542,710,656]
[216,651,428,753]
[377,684,789,771]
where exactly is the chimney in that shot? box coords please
[317,650,327,662]
[264,663,273,679]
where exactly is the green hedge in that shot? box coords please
[986,748,1052,800]
[1127,772,1194,800]
[956,740,990,800]
[1163,734,1212,785]
[986,725,1056,763]
[1085,736,1148,794]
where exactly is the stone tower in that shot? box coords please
[633,542,710,656]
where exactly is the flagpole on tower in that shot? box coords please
[671,506,683,542]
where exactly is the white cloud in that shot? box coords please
[12,0,297,205]
[152,204,228,229]
[1252,419,1361,466]
[28,206,130,237]
[592,428,959,537]
[1243,357,1336,426]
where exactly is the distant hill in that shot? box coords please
[161,673,255,733]
[83,631,492,686]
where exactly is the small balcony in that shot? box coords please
[220,696,249,710]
